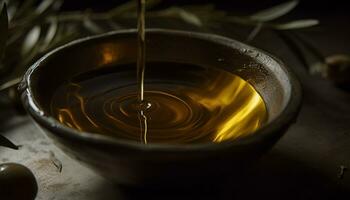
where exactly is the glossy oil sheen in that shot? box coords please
[50,62,267,144]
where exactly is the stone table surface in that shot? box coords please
[1,16,350,199]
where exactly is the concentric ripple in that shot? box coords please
[51,62,267,144]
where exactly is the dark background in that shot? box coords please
[61,0,349,17]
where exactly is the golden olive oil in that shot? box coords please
[50,62,267,144]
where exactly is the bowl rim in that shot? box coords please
[21,28,302,152]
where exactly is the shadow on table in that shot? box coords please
[0,96,29,133]
[115,151,349,200]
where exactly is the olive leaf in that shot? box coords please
[174,8,202,27]
[83,17,104,34]
[107,0,139,17]
[271,19,319,30]
[0,134,19,150]
[15,25,48,77]
[0,3,8,60]
[44,23,80,51]
[10,0,62,35]
[245,19,318,42]
[11,0,36,20]
[108,0,161,18]
[107,20,122,30]
[0,0,64,82]
[0,77,21,91]
[150,7,202,27]
[183,4,227,20]
[247,23,263,42]
[39,17,58,51]
[36,0,56,15]
[249,0,299,22]
[21,25,41,56]
[4,0,18,20]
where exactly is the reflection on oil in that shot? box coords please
[185,72,266,142]
[57,108,82,131]
[99,44,121,66]
[51,62,267,144]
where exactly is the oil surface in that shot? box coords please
[50,62,267,144]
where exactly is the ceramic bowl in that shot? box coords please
[20,29,302,186]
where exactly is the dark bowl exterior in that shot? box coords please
[20,29,302,186]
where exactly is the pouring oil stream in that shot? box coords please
[137,0,148,144]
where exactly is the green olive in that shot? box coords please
[0,163,38,200]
